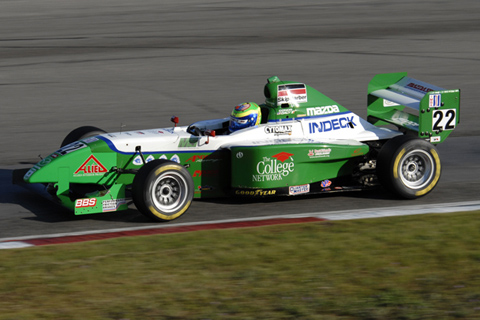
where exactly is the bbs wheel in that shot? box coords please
[61,126,107,147]
[377,135,441,199]
[132,160,194,222]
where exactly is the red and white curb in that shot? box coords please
[2,201,480,249]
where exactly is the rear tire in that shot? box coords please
[61,126,107,147]
[377,135,441,199]
[132,160,194,222]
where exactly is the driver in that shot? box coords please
[229,102,262,132]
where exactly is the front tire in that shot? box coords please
[61,126,107,147]
[132,160,194,222]
[60,126,108,197]
[377,135,441,199]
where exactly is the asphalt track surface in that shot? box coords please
[1,0,479,240]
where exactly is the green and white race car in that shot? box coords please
[13,73,460,222]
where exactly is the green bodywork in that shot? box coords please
[231,143,368,189]
[262,76,351,121]
[24,140,232,215]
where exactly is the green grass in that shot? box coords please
[2,211,480,320]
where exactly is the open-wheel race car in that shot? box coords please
[13,73,460,222]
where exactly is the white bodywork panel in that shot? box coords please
[97,111,401,154]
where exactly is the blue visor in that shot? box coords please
[229,114,258,132]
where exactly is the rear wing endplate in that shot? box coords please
[367,72,460,144]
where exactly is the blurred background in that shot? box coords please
[1,0,479,166]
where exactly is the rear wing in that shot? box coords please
[367,72,460,144]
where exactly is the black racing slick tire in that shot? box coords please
[61,126,107,147]
[377,135,441,199]
[132,160,194,222]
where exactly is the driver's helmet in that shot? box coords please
[229,102,262,132]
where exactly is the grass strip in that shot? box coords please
[1,211,480,319]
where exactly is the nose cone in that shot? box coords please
[24,141,91,183]
[23,155,58,182]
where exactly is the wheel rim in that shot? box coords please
[399,150,434,189]
[151,171,188,214]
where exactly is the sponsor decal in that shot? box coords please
[406,82,434,93]
[24,166,39,180]
[306,105,340,116]
[277,83,307,105]
[253,152,294,182]
[321,180,332,188]
[432,109,456,131]
[289,184,310,195]
[352,148,365,156]
[178,138,199,148]
[235,103,251,112]
[272,152,294,162]
[74,155,108,176]
[277,109,295,116]
[102,199,126,212]
[236,152,244,159]
[430,136,441,143]
[198,185,215,191]
[57,141,87,156]
[132,155,154,165]
[37,156,53,167]
[143,130,164,135]
[193,170,218,177]
[265,125,292,135]
[383,99,400,107]
[132,154,179,165]
[308,148,331,158]
[133,155,144,165]
[308,116,357,133]
[251,139,295,145]
[185,155,199,162]
[83,137,99,143]
[392,111,419,128]
[187,155,206,162]
[235,189,277,196]
[429,94,441,108]
[75,198,97,208]
[186,154,222,163]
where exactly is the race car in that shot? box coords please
[13,73,461,222]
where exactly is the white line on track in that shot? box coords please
[1,200,480,249]
[312,200,480,220]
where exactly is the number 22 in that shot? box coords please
[432,109,456,131]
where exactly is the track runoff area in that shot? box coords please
[2,201,480,249]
